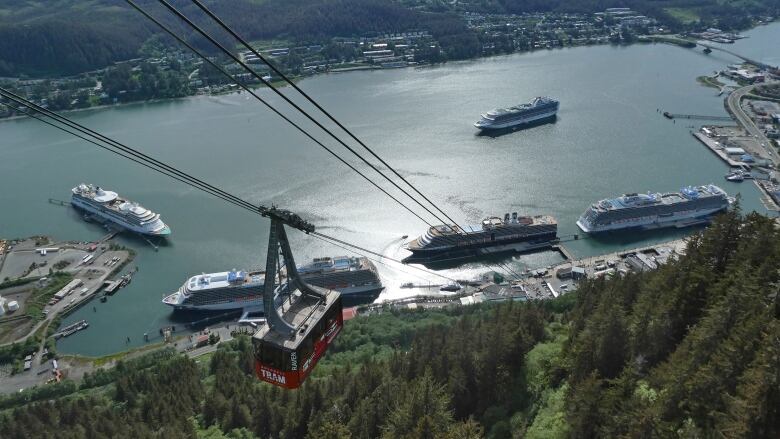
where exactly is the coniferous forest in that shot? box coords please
[2,0,779,76]
[0,209,778,438]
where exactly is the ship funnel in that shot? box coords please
[504,213,510,222]
[512,212,518,222]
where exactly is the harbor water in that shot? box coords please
[1,22,777,356]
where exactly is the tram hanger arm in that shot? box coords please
[259,206,315,234]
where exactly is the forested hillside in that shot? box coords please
[0,209,778,438]
[3,0,779,77]
[0,0,468,76]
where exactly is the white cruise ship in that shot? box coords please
[474,96,559,130]
[162,256,382,311]
[71,184,171,236]
[577,185,729,234]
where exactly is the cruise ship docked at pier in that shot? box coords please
[403,213,558,264]
[576,185,730,234]
[71,184,171,236]
[474,97,559,131]
[162,256,382,311]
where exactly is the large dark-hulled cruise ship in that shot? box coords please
[474,97,559,130]
[576,185,730,234]
[162,256,382,311]
[403,213,558,264]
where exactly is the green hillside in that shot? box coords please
[0,0,467,76]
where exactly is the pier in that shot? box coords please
[663,112,732,121]
[99,230,119,242]
[53,320,89,339]
[552,244,575,261]
[102,280,122,295]
[691,131,743,166]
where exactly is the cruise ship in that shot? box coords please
[162,256,382,311]
[576,185,730,234]
[474,97,559,131]
[71,184,171,236]
[403,213,558,264]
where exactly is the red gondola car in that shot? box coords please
[253,289,343,389]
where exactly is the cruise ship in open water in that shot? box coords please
[474,97,559,131]
[71,184,170,236]
[576,185,730,234]
[162,256,382,311]
[403,213,558,264]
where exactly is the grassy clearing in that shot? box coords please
[665,7,701,24]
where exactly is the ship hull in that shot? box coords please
[576,206,726,234]
[165,296,264,312]
[403,238,556,265]
[71,197,171,236]
[163,283,382,312]
[475,111,557,131]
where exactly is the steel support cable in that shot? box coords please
[0,95,262,216]
[137,1,505,278]
[180,0,519,277]
[149,0,453,228]
[4,91,517,281]
[187,0,464,230]
[1,91,471,281]
[0,87,262,215]
[123,0,434,229]
[137,0,494,273]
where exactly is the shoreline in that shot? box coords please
[3,19,775,124]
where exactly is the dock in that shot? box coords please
[99,230,119,243]
[691,132,742,167]
[552,244,575,261]
[102,280,122,295]
[53,320,89,339]
[664,112,732,121]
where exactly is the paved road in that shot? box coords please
[727,84,779,165]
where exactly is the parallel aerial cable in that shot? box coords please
[126,1,521,280]
[183,0,524,281]
[0,88,458,282]
[134,0,522,280]
[187,0,463,229]
[0,88,258,214]
[146,0,455,228]
[122,0,433,228]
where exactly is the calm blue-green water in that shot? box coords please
[1,23,777,356]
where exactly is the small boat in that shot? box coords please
[400,282,414,289]
[703,47,712,54]
[440,282,462,292]
[725,171,745,182]
[401,235,409,239]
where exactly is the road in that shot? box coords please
[726,84,780,165]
